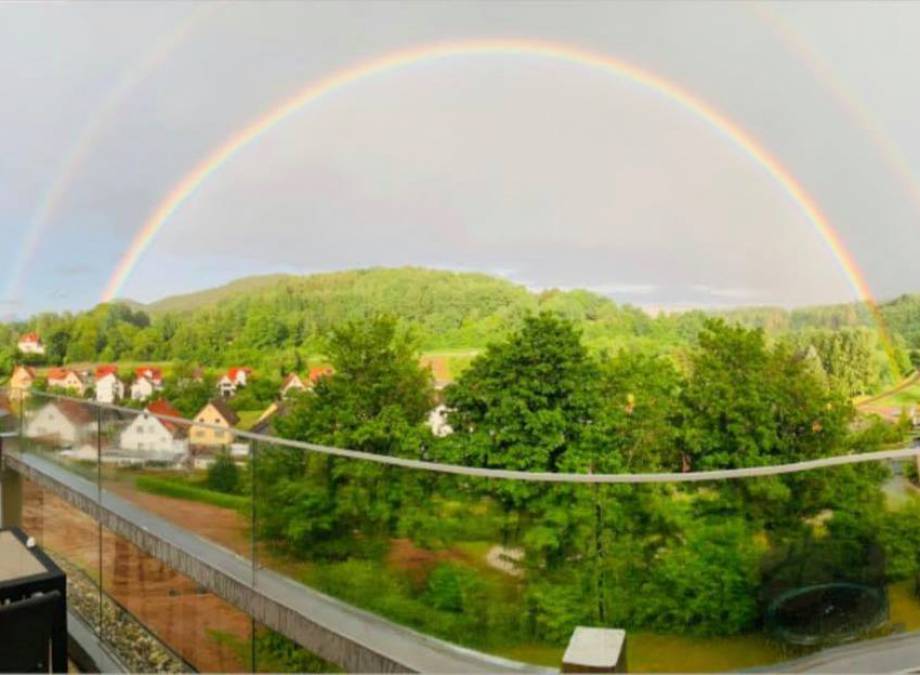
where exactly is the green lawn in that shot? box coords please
[235,409,263,431]
[495,632,788,672]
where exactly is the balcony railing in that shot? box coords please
[2,389,920,673]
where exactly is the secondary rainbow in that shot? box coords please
[100,37,894,359]
[751,4,920,223]
[5,3,222,306]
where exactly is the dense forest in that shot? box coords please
[3,267,919,396]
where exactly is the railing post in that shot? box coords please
[562,627,627,673]
[1,389,23,528]
[0,456,23,528]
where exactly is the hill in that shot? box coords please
[4,267,917,395]
[133,274,297,314]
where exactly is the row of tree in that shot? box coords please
[3,269,913,395]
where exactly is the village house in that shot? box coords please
[130,366,163,401]
[428,404,453,438]
[94,365,124,404]
[218,367,251,397]
[190,399,239,448]
[189,399,241,468]
[119,399,188,457]
[135,366,163,385]
[47,368,86,396]
[9,365,36,400]
[280,373,306,397]
[25,400,96,445]
[17,332,45,355]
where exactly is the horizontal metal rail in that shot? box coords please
[23,390,920,483]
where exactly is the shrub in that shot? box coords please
[425,564,464,612]
[135,475,249,511]
[207,452,240,494]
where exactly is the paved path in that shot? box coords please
[9,451,547,673]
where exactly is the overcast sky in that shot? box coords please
[2,1,920,318]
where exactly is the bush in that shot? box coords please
[425,564,464,612]
[135,475,249,511]
[207,452,240,494]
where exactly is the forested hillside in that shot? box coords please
[1,267,918,395]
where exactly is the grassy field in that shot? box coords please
[878,385,920,409]
[235,409,263,431]
[494,632,787,671]
[857,372,920,410]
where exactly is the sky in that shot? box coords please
[2,1,920,318]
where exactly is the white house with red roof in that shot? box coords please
[218,367,252,397]
[94,365,124,404]
[130,366,164,401]
[17,332,45,355]
[47,368,86,396]
[119,400,188,457]
[26,400,96,445]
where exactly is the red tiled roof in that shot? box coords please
[47,368,75,381]
[55,399,95,425]
[146,399,184,435]
[228,367,252,381]
[95,364,119,379]
[19,333,41,343]
[308,366,333,383]
[134,366,163,382]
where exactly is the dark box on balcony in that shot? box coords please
[0,527,67,673]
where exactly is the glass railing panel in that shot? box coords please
[248,440,920,672]
[97,403,253,565]
[251,439,541,665]
[13,391,920,673]
[98,524,252,673]
[21,476,44,548]
[22,480,102,635]
[252,621,339,673]
[20,391,101,492]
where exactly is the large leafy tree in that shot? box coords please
[680,319,852,472]
[444,312,598,474]
[261,315,434,557]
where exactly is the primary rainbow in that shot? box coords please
[100,37,894,360]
